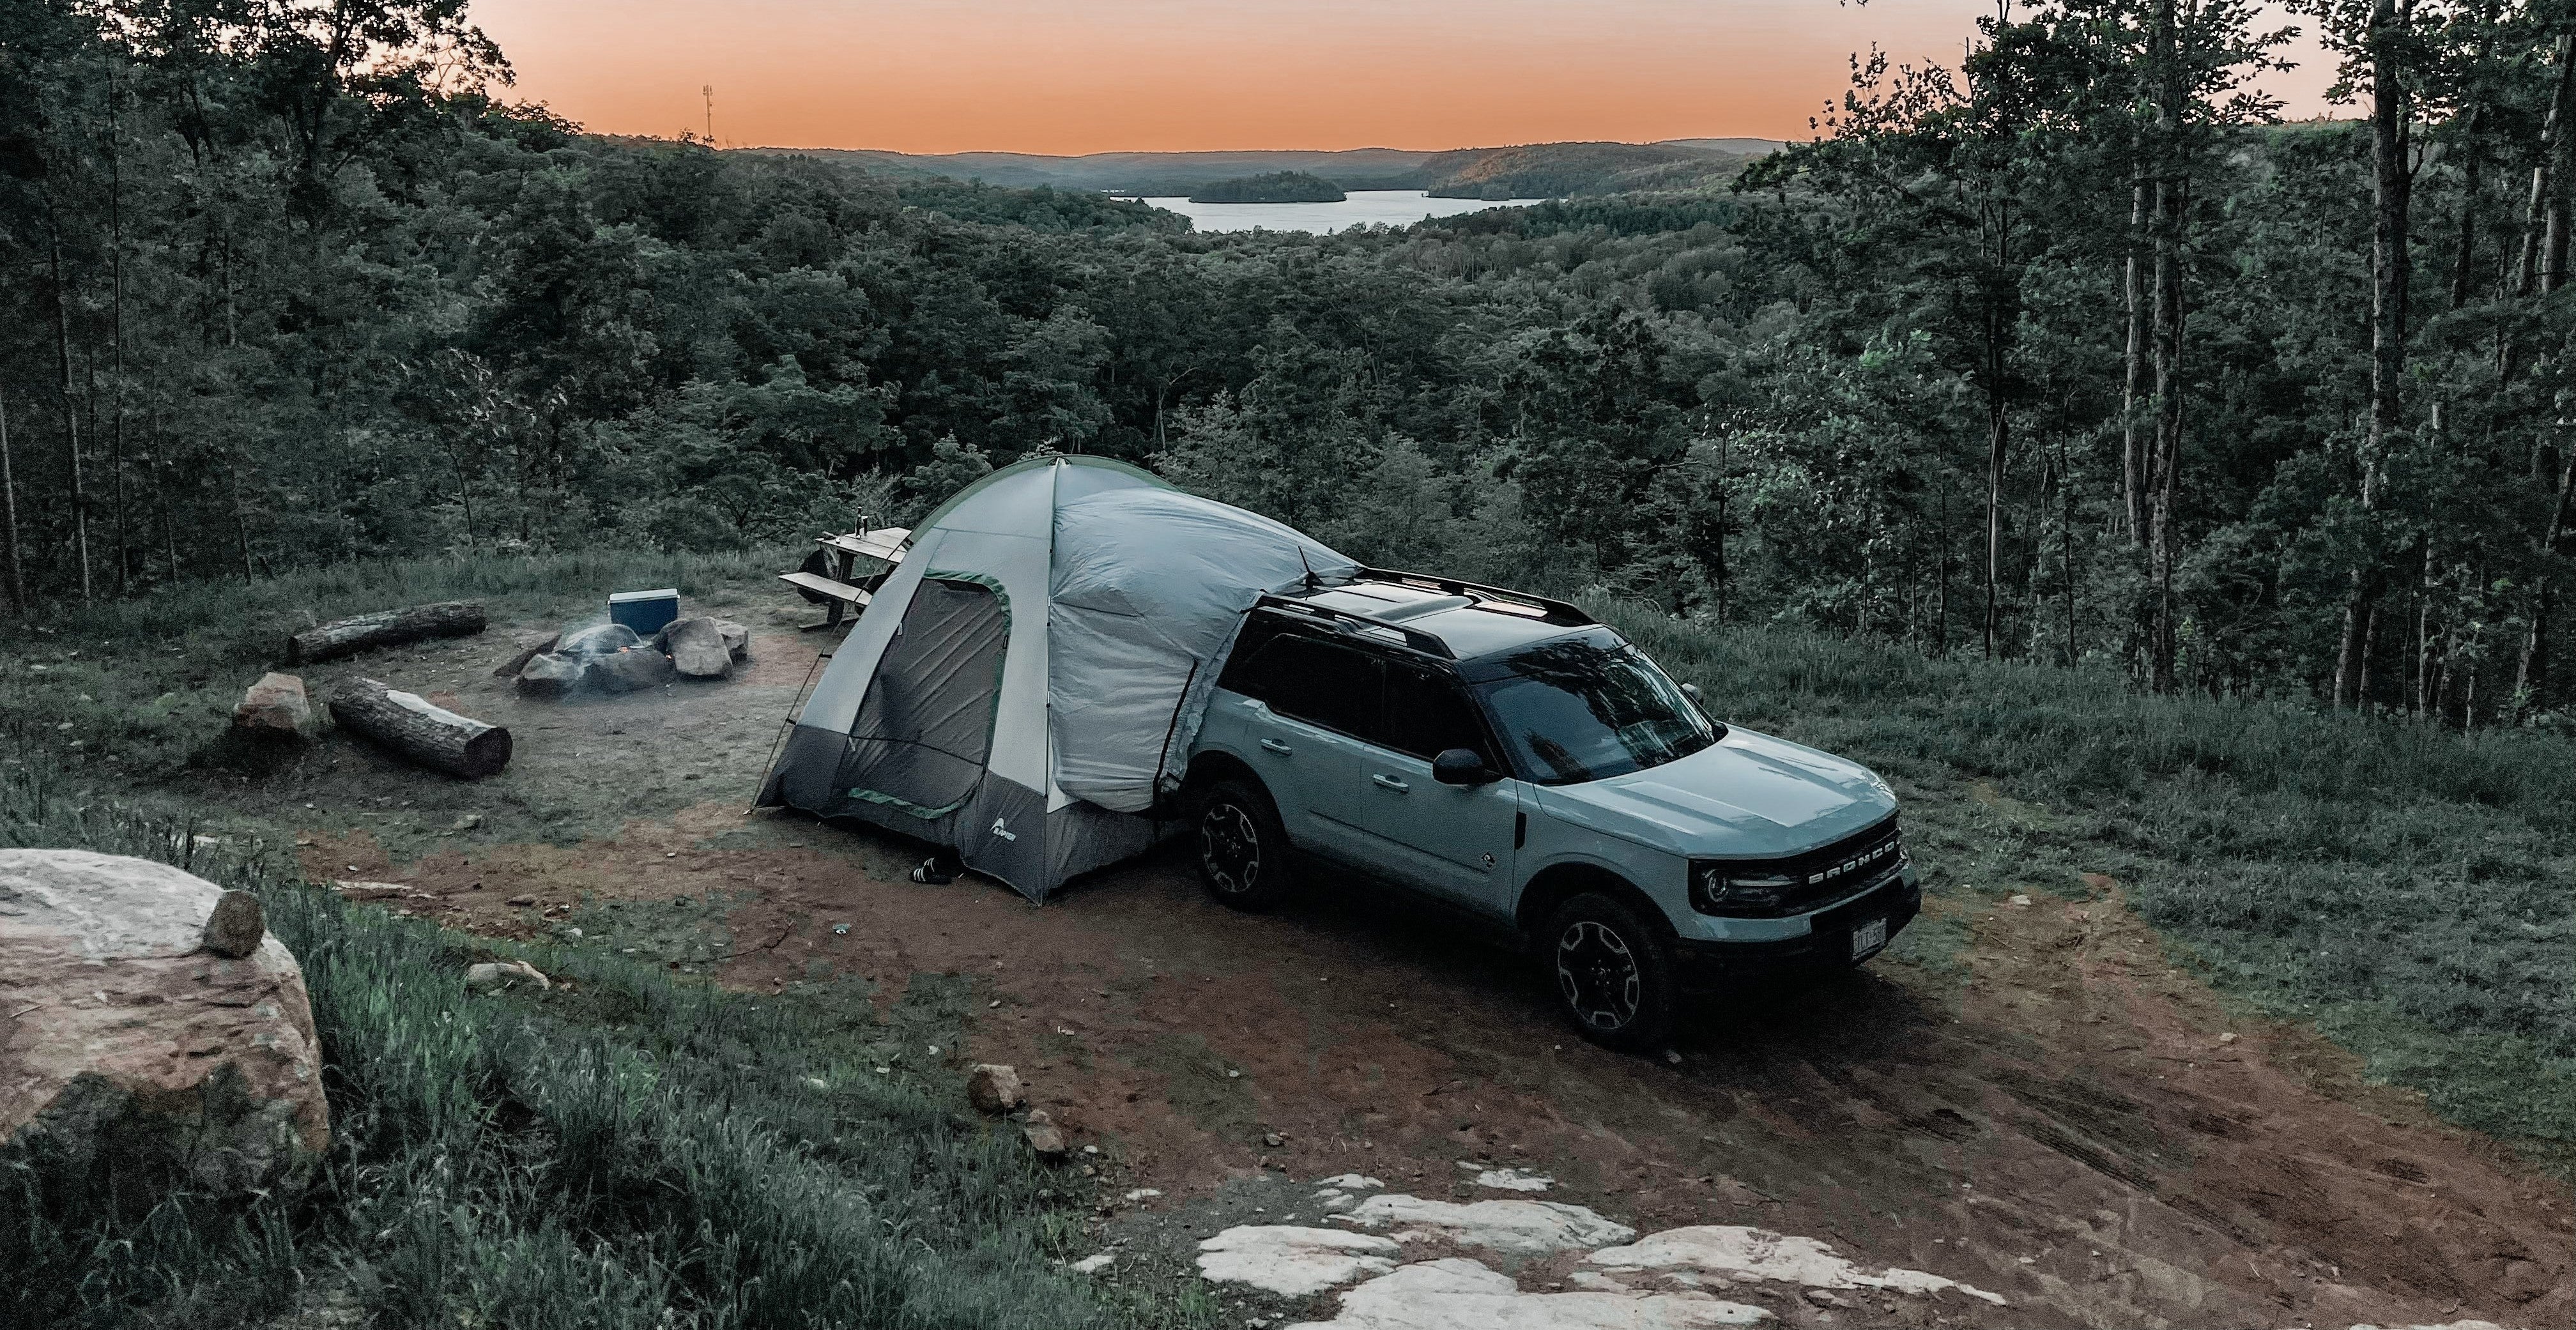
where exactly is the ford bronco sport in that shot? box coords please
[1181,570,1917,1051]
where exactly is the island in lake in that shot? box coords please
[1188,171,1347,203]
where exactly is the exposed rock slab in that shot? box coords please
[515,652,583,696]
[0,850,328,1196]
[1336,1194,1636,1257]
[1285,1258,1770,1330]
[1587,1225,2006,1305]
[1198,1225,1402,1297]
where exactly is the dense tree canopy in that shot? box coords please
[8,0,2576,726]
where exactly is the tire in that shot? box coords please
[1545,890,1678,1053]
[1195,778,1295,911]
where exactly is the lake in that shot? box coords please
[1141,189,1547,234]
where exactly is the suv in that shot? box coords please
[1181,570,1918,1050]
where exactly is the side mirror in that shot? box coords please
[1432,747,1498,786]
[1679,682,1704,703]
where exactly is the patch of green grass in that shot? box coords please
[1614,606,2576,1165]
[0,758,1169,1329]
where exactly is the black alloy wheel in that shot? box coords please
[1195,778,1292,910]
[1547,891,1676,1052]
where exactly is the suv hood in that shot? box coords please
[1532,727,1895,859]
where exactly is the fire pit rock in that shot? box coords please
[515,651,584,696]
[590,646,678,693]
[659,617,734,678]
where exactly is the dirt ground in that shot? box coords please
[266,586,2570,1329]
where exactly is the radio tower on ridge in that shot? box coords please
[702,84,716,145]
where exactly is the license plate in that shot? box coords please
[1850,916,1888,961]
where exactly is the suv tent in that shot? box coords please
[758,456,1356,899]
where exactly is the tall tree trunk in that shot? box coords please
[2516,36,2574,298]
[2122,180,2149,544]
[0,387,23,614]
[2514,443,2575,711]
[47,206,93,604]
[2338,1,2410,710]
[2147,0,2187,693]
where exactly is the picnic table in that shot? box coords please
[781,524,910,631]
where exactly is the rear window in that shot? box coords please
[1225,634,1381,738]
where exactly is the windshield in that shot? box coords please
[1473,636,1718,784]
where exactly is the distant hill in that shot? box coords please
[1190,171,1347,203]
[732,139,1780,199]
[1419,141,1758,200]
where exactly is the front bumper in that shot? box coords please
[1669,869,1921,988]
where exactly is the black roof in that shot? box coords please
[1255,568,1600,665]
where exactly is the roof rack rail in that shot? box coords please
[1350,567,1596,627]
[1252,595,1455,659]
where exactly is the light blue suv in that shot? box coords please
[1181,570,1917,1050]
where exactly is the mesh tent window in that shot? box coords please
[834,576,1009,820]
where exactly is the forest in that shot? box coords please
[7,0,2576,726]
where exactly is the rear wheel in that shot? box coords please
[1195,778,1294,911]
[1546,891,1677,1053]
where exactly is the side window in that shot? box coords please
[1384,664,1492,762]
[1241,636,1381,738]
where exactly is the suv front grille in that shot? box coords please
[1696,815,1904,917]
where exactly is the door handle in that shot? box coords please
[1259,738,1294,756]
[1371,774,1409,793]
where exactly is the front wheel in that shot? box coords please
[1195,778,1294,911]
[1546,891,1678,1053]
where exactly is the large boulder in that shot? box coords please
[0,850,330,1198]
[662,617,732,678]
[589,646,677,692]
[712,620,751,661]
[231,671,314,740]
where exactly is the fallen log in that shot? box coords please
[325,676,511,778]
[289,602,487,665]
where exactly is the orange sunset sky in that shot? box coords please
[470,1,2338,156]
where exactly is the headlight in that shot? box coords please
[1691,863,1798,916]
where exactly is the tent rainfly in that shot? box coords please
[757,456,1357,900]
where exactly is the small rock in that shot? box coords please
[199,890,267,958]
[967,1063,1024,1114]
[1804,1288,1848,1308]
[2218,1032,2238,1044]
[514,652,583,696]
[1262,1131,1284,1147]
[2008,894,2032,906]
[1069,1251,1116,1275]
[802,1076,829,1092]
[450,813,482,831]
[1024,1121,1069,1159]
[231,672,313,739]
[504,894,537,906]
[712,620,751,660]
[1664,1050,1682,1066]
[464,959,550,993]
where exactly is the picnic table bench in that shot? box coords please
[783,525,910,631]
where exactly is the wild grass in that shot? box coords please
[1614,607,2576,1163]
[0,756,1169,1329]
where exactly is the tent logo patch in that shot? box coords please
[990,818,1018,841]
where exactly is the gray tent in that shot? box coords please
[758,456,1356,899]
